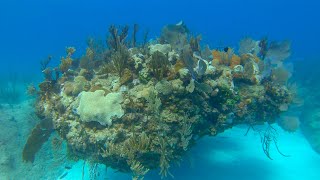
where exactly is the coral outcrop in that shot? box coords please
[29,23,294,179]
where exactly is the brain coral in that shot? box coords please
[77,90,124,126]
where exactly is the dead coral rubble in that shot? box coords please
[30,23,293,179]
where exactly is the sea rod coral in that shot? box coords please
[24,23,294,179]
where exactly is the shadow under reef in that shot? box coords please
[144,129,273,180]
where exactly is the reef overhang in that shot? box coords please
[31,23,294,179]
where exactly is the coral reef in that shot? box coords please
[29,23,294,179]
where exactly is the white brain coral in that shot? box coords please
[77,90,124,126]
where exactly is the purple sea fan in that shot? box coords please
[278,116,300,133]
[266,40,291,66]
[238,37,260,55]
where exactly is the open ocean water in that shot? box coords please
[0,0,320,179]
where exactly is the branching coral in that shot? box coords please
[178,116,193,151]
[129,160,150,180]
[260,125,290,160]
[59,47,75,73]
[158,137,174,179]
[145,89,161,117]
[107,25,129,51]
[245,124,290,160]
[150,51,170,80]
[132,24,139,48]
[142,29,149,49]
[101,133,152,179]
[111,45,130,77]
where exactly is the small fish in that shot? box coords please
[197,59,207,76]
[225,112,235,124]
[65,165,72,170]
[59,172,68,179]
[176,20,183,26]
[10,116,16,122]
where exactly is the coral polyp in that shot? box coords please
[26,23,294,179]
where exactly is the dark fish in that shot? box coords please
[65,165,72,170]
[181,47,196,80]
[10,116,16,122]
[224,47,229,52]
[59,172,68,179]
[197,59,207,76]
[195,82,212,94]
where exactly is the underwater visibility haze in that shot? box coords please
[1,0,320,179]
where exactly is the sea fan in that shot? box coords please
[266,40,291,66]
[238,37,260,55]
[278,116,300,133]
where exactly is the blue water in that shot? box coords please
[1,0,320,179]
[1,0,319,74]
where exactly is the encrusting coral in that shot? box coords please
[25,22,295,179]
[77,90,124,126]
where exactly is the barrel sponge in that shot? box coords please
[77,90,124,126]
